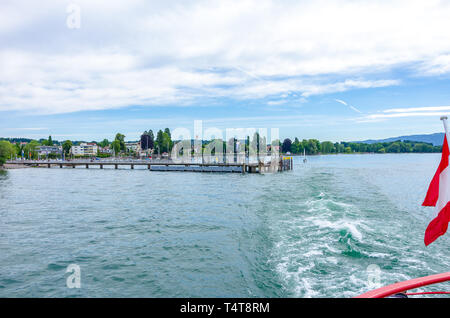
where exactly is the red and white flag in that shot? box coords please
[423,117,450,245]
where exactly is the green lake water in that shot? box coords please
[1,154,450,297]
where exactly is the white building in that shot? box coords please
[99,146,112,154]
[125,142,140,153]
[36,145,62,156]
[70,143,98,156]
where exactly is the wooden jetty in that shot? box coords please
[5,156,294,174]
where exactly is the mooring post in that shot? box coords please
[242,163,246,174]
[48,163,51,168]
[115,164,118,169]
[86,164,89,169]
[147,164,151,170]
[100,164,103,169]
[131,164,134,169]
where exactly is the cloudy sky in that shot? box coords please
[2,0,450,141]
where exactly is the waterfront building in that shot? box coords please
[36,145,62,156]
[70,143,98,156]
[125,142,141,153]
[99,146,113,154]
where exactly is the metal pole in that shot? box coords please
[441,116,448,136]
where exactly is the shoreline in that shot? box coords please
[1,152,440,170]
[287,152,439,156]
[2,164,32,169]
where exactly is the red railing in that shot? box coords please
[355,272,450,298]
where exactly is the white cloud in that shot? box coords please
[418,55,450,75]
[364,112,449,120]
[2,0,450,114]
[301,80,399,97]
[358,106,450,122]
[267,100,287,106]
[383,106,450,113]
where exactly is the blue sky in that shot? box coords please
[2,0,450,142]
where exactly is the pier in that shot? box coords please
[5,157,294,174]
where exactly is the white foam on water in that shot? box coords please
[303,250,323,257]
[268,192,370,297]
[325,257,338,265]
[266,155,450,298]
[294,278,320,298]
[366,252,389,258]
[309,218,364,241]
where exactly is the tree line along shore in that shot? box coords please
[0,128,443,167]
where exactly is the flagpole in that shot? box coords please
[441,116,449,135]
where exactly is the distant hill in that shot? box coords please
[357,133,444,146]
[0,137,33,144]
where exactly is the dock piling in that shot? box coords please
[5,158,293,174]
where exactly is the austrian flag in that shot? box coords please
[423,118,450,245]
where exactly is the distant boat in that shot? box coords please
[303,149,307,163]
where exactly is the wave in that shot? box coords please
[267,188,373,297]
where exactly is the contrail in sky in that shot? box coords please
[335,99,362,113]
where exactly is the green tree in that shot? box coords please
[15,142,25,157]
[155,129,173,153]
[386,142,401,153]
[140,130,154,150]
[281,138,292,153]
[114,133,126,152]
[320,141,335,154]
[335,142,345,153]
[62,140,73,156]
[148,130,155,142]
[111,140,121,156]
[0,141,15,165]
[41,136,53,146]
[98,139,110,148]
[155,130,164,154]
[23,140,39,159]
[291,138,300,154]
[164,128,171,139]
[305,139,320,155]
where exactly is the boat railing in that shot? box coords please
[355,272,450,298]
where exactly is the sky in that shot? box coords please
[2,0,450,142]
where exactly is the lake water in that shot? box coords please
[1,154,450,297]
